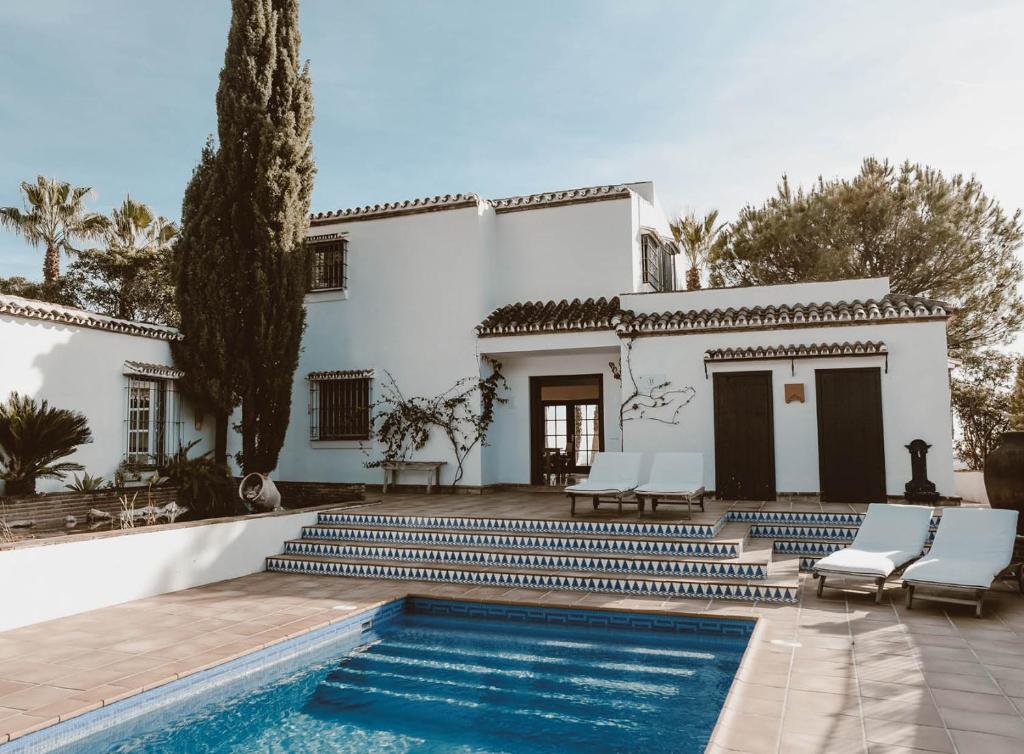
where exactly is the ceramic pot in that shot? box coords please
[983,431,1024,534]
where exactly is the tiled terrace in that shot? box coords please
[1,492,1021,754]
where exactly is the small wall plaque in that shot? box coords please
[784,383,805,404]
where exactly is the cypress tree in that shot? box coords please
[173,139,239,463]
[215,0,315,473]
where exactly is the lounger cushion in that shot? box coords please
[813,503,933,578]
[564,480,638,494]
[815,547,920,578]
[902,508,1018,589]
[635,483,705,497]
[566,452,642,495]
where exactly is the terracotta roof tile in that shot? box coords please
[704,341,888,362]
[0,293,181,341]
[477,297,622,336]
[616,295,950,337]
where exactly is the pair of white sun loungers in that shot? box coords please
[813,503,1019,617]
[564,451,704,516]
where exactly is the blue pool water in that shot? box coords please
[38,600,750,754]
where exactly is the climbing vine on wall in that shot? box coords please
[609,336,695,448]
[366,357,508,488]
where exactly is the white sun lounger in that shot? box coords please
[902,507,1019,618]
[813,503,933,603]
[635,452,705,518]
[565,452,643,516]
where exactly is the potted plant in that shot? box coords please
[984,431,1024,534]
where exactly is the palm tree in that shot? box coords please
[73,196,179,322]
[670,209,724,290]
[0,176,109,281]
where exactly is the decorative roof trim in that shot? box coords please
[704,341,887,363]
[0,293,181,341]
[310,194,480,225]
[616,296,950,338]
[123,361,185,380]
[490,184,631,214]
[477,297,621,337]
[309,184,636,225]
[308,369,375,381]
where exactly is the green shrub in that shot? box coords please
[65,472,106,492]
[159,440,238,518]
[0,393,92,494]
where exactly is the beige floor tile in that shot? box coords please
[862,718,953,753]
[939,707,1024,739]
[923,672,1003,694]
[947,728,1024,754]
[0,684,76,712]
[930,687,1018,714]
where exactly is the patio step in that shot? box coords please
[265,553,798,603]
[281,538,773,579]
[314,511,727,540]
[299,521,752,559]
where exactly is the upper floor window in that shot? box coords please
[123,362,183,467]
[641,232,677,292]
[308,235,347,291]
[309,370,372,441]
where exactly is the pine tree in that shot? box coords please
[1010,357,1024,431]
[173,139,239,463]
[215,0,315,473]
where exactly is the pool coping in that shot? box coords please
[0,592,757,752]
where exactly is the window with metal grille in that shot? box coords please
[641,233,677,292]
[124,377,181,466]
[310,375,371,440]
[309,238,347,291]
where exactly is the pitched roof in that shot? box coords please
[310,184,634,225]
[123,361,185,379]
[615,295,951,337]
[476,297,621,336]
[0,293,181,341]
[476,294,951,338]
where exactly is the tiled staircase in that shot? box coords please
[266,510,800,603]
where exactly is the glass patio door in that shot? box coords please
[543,400,601,474]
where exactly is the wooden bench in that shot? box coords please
[380,461,446,494]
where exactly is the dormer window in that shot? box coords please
[641,232,677,292]
[308,234,347,291]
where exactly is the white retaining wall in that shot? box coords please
[0,509,321,631]
[954,470,989,504]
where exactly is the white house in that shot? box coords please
[0,294,211,493]
[0,180,957,501]
[273,181,956,501]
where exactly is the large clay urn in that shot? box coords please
[983,431,1024,534]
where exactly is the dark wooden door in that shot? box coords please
[816,368,886,503]
[713,371,776,500]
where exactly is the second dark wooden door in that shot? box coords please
[713,371,776,500]
[815,368,886,503]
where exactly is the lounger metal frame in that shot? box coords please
[904,581,989,619]
[567,491,640,516]
[814,560,917,604]
[638,491,705,518]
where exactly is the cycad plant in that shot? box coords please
[0,393,93,495]
[670,209,725,290]
[0,177,109,282]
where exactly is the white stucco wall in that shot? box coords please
[0,509,320,631]
[621,319,956,497]
[274,206,491,488]
[491,198,634,307]
[621,277,892,315]
[0,313,211,492]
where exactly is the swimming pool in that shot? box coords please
[8,599,752,754]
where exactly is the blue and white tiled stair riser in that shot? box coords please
[281,541,769,579]
[299,526,744,558]
[266,557,798,602]
[316,512,725,539]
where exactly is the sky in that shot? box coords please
[2,0,1023,315]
